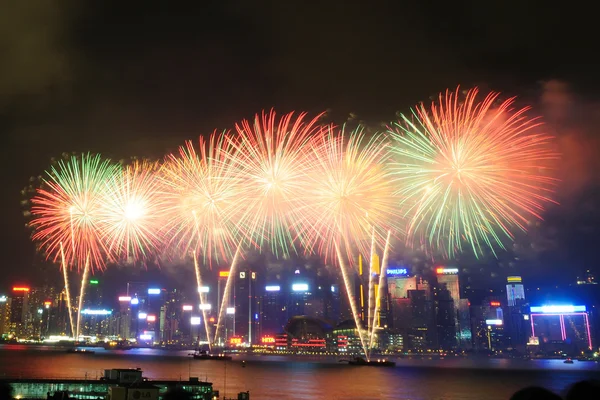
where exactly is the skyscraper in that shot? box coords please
[86,279,103,308]
[506,276,525,306]
[436,267,465,346]
[472,298,506,351]
[52,289,71,336]
[324,284,341,323]
[235,270,259,344]
[0,295,10,336]
[436,267,460,303]
[505,276,528,349]
[117,294,132,339]
[386,268,413,344]
[261,284,285,335]
[10,287,29,337]
[433,285,455,350]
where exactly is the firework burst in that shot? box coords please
[100,160,166,264]
[302,125,399,262]
[30,153,119,271]
[159,134,245,265]
[388,87,558,258]
[225,110,326,255]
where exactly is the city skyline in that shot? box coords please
[2,256,597,356]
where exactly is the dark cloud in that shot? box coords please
[0,1,76,111]
[1,2,600,288]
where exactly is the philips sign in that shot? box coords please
[387,268,408,276]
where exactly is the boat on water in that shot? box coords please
[341,357,396,367]
[191,350,232,361]
[564,358,574,364]
[66,348,95,354]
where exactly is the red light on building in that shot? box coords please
[44,301,52,306]
[147,315,156,322]
[209,317,215,323]
[219,271,230,278]
[230,337,242,345]
[490,301,501,307]
[13,287,30,292]
[261,336,275,344]
[435,267,444,274]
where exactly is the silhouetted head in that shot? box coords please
[566,380,600,400]
[162,388,192,400]
[0,382,13,400]
[510,386,562,400]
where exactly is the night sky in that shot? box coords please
[1,1,599,289]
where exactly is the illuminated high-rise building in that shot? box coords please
[433,285,455,350]
[10,287,30,337]
[51,289,71,336]
[0,295,10,336]
[386,267,412,334]
[471,298,506,351]
[435,267,468,347]
[506,276,525,306]
[324,284,341,323]
[161,289,185,343]
[436,267,460,303]
[234,269,259,344]
[79,308,112,337]
[85,279,103,308]
[261,284,285,335]
[505,276,528,349]
[117,294,132,339]
[289,281,311,318]
[408,290,433,350]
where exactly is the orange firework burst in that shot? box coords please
[159,133,245,265]
[388,87,558,258]
[302,125,400,263]
[225,109,326,255]
[100,160,167,264]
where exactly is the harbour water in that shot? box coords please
[1,345,598,399]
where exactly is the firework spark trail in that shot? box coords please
[368,230,391,355]
[76,253,90,341]
[367,228,376,342]
[225,110,326,256]
[100,160,166,264]
[389,87,558,258]
[60,242,75,337]
[302,126,400,359]
[335,243,368,358]
[193,253,212,350]
[213,245,242,345]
